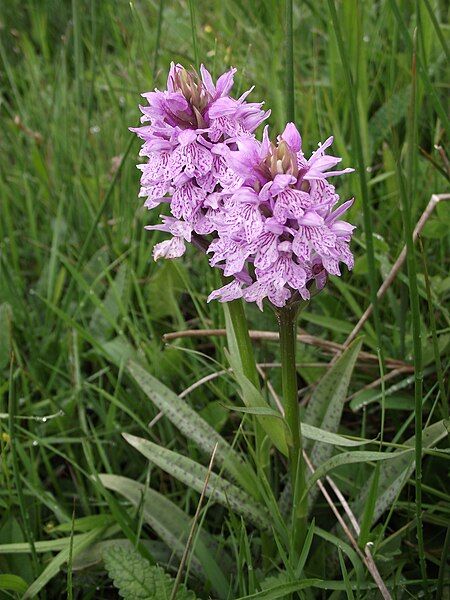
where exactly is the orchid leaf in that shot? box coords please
[304,449,413,496]
[225,406,371,447]
[125,359,259,497]
[123,433,271,530]
[224,349,290,456]
[304,337,363,468]
[351,419,449,523]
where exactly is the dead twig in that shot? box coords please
[163,329,410,370]
[434,145,450,176]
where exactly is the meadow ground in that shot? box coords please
[0,1,449,598]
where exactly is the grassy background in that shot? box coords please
[0,0,449,597]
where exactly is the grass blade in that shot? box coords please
[285,0,295,122]
[387,0,449,131]
[0,574,28,594]
[399,28,428,597]
[8,356,39,577]
[437,524,450,600]
[152,0,165,80]
[188,0,200,69]
[338,547,355,600]
[22,527,105,599]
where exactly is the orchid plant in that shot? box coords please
[98,38,447,600]
[131,63,355,556]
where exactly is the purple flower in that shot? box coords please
[132,66,355,311]
[131,63,269,262]
[207,123,355,309]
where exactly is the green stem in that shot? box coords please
[405,32,428,599]
[437,524,450,600]
[277,304,307,555]
[8,355,39,577]
[152,0,164,81]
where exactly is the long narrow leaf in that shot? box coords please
[225,349,290,456]
[126,359,259,497]
[351,419,449,523]
[304,337,363,469]
[226,406,371,447]
[305,449,413,495]
[123,433,271,530]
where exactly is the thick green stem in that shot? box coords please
[277,304,307,555]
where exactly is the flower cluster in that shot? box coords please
[207,124,355,308]
[131,63,269,261]
[132,65,355,310]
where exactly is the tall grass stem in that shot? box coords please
[326,0,383,358]
[152,0,165,81]
[188,0,200,69]
[285,0,295,122]
[8,356,39,577]
[401,29,429,599]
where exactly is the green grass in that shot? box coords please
[0,1,449,598]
